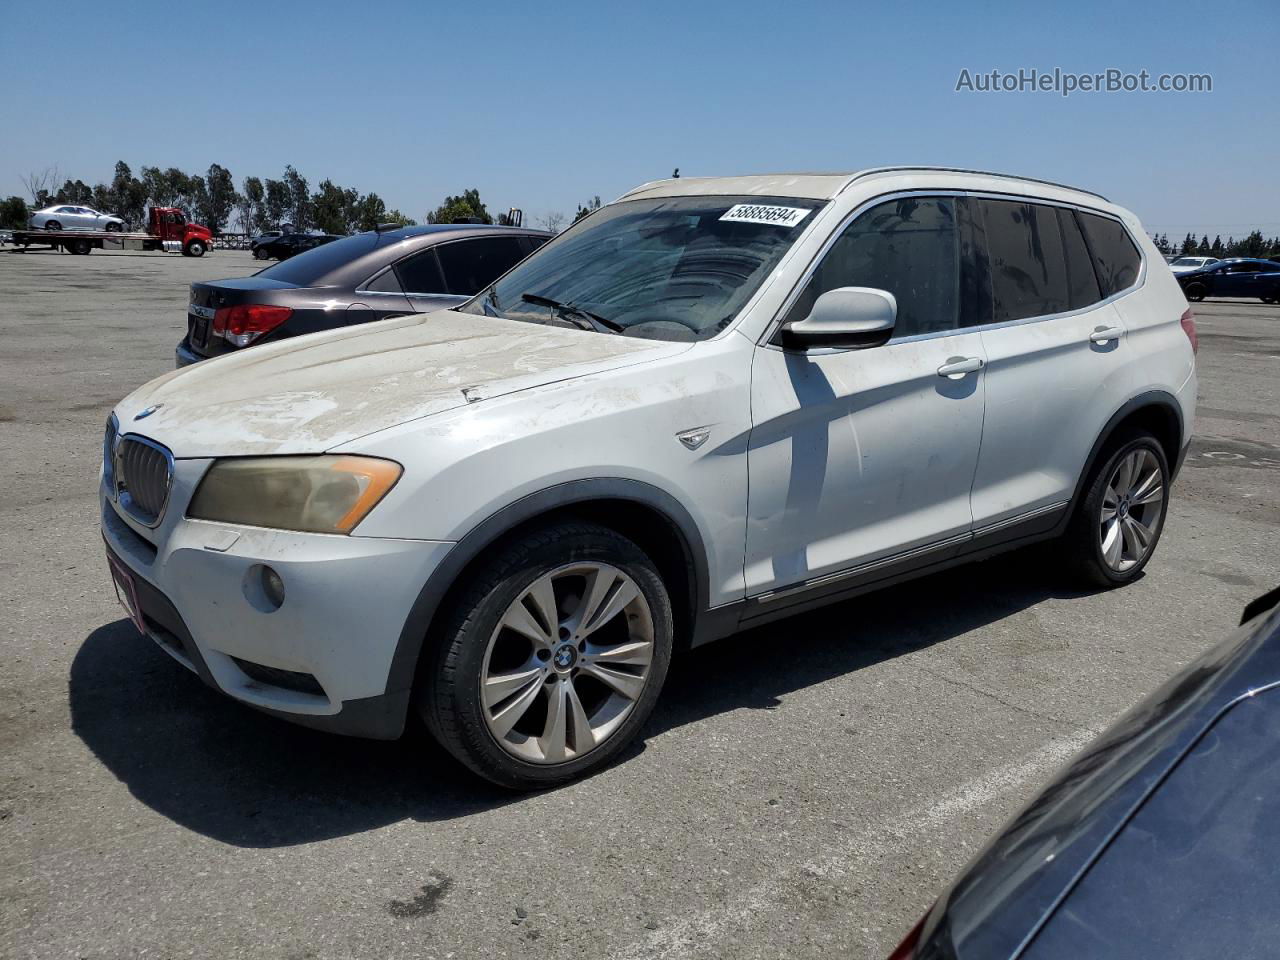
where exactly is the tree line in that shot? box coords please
[1150,230,1280,259]
[5,161,416,235]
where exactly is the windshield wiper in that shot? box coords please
[521,293,624,334]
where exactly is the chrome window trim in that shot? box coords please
[758,188,1147,350]
[113,433,175,529]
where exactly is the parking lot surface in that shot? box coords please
[2,248,1278,959]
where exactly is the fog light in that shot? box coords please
[261,566,285,608]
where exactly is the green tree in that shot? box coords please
[241,176,266,232]
[1179,232,1196,255]
[425,188,491,224]
[0,196,28,229]
[312,178,358,234]
[202,163,237,233]
[282,165,311,230]
[108,161,147,225]
[1210,235,1225,257]
[383,208,415,227]
[573,195,601,223]
[1238,230,1267,258]
[264,178,290,226]
[55,179,94,204]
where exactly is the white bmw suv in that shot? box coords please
[101,168,1197,788]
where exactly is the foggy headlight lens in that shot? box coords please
[188,455,402,534]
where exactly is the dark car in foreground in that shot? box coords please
[890,584,1280,960]
[177,224,551,366]
[1175,257,1280,303]
[252,232,343,261]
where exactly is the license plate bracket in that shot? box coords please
[106,554,147,636]
[192,316,210,348]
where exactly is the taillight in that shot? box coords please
[886,913,928,960]
[1179,307,1198,356]
[213,304,293,347]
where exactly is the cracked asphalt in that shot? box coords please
[2,248,1278,959]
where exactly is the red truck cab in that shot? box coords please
[150,207,213,256]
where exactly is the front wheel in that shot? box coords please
[104,221,122,232]
[1062,432,1170,588]
[1183,282,1206,302]
[184,240,206,257]
[421,522,673,789]
[253,246,269,260]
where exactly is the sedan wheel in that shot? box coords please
[254,247,269,260]
[481,561,655,764]
[1098,448,1165,572]
[105,222,122,232]
[44,221,61,231]
[1184,282,1206,302]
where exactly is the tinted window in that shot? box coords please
[364,267,403,293]
[1225,261,1259,273]
[784,196,959,336]
[1058,208,1103,309]
[1024,691,1280,960]
[436,237,527,295]
[256,232,379,285]
[979,199,1072,321]
[394,249,446,294]
[1078,213,1141,296]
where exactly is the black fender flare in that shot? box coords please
[381,477,714,705]
[1055,389,1186,535]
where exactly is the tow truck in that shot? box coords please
[11,207,214,257]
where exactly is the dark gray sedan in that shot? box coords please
[176,224,550,366]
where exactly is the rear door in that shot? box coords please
[969,200,1141,534]
[744,195,988,598]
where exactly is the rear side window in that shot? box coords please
[436,237,528,295]
[979,199,1072,322]
[1058,208,1103,310]
[1078,213,1142,296]
[785,196,959,337]
[364,267,403,293]
[394,249,446,294]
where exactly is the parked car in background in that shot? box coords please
[887,585,1280,960]
[249,230,283,256]
[252,232,343,261]
[29,204,125,231]
[1175,257,1280,302]
[106,167,1195,789]
[176,223,550,365]
[1167,255,1219,273]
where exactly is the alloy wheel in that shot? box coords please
[480,562,655,764]
[1099,448,1165,572]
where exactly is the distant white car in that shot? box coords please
[29,204,125,232]
[1169,255,1220,274]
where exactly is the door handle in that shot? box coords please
[936,356,984,378]
[1089,326,1125,344]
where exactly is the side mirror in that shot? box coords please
[782,287,897,349]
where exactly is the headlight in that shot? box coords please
[188,455,402,534]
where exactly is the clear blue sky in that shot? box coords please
[2,0,1275,240]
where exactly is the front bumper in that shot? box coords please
[100,461,453,738]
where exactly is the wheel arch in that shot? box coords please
[1061,390,1185,531]
[383,478,714,705]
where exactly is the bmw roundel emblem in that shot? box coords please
[134,404,162,421]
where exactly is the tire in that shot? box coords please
[1062,431,1170,588]
[421,522,674,789]
[253,246,269,260]
[104,221,122,232]
[44,220,61,231]
[69,239,92,255]
[184,240,206,257]
[1184,282,1206,302]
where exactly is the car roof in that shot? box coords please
[618,165,1111,205]
[374,223,553,242]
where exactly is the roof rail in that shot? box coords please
[837,166,1109,202]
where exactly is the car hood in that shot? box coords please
[113,311,690,457]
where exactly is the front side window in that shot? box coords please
[1225,261,1258,273]
[437,237,527,296]
[784,196,960,337]
[459,195,824,341]
[1078,212,1142,296]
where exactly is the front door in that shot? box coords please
[745,195,987,598]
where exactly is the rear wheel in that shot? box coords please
[253,246,269,260]
[44,220,61,231]
[184,240,206,257]
[1063,432,1169,587]
[1184,282,1206,302]
[421,522,673,789]
[69,238,92,255]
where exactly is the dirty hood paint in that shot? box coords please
[114,311,689,457]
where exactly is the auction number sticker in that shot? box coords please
[719,204,810,228]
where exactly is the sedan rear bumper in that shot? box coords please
[175,338,203,368]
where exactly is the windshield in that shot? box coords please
[256,232,375,285]
[458,195,825,341]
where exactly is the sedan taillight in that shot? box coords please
[1179,307,1198,356]
[213,304,293,347]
